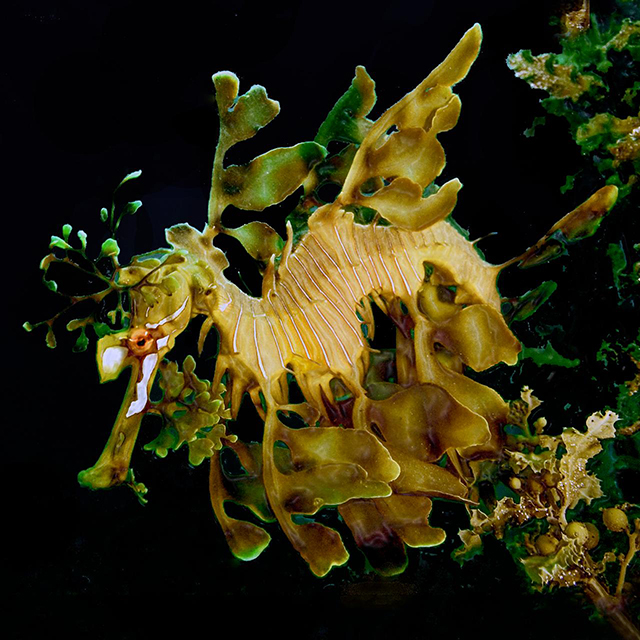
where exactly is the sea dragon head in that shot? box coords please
[77,223,231,490]
[78,250,197,489]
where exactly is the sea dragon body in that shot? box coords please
[75,25,617,576]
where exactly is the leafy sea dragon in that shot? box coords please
[71,24,617,576]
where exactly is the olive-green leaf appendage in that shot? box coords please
[125,468,149,505]
[213,71,280,145]
[298,66,376,204]
[208,73,327,227]
[209,443,273,561]
[504,281,558,324]
[315,65,376,147]
[222,143,327,211]
[224,221,284,263]
[125,200,143,216]
[72,327,89,353]
[212,72,240,113]
[340,495,446,576]
[517,186,618,269]
[260,417,402,577]
[273,424,400,514]
[50,235,72,251]
[46,326,57,348]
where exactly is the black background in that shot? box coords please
[5,1,632,638]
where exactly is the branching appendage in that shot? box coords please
[30,22,625,607]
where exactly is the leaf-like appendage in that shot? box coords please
[340,495,446,576]
[547,184,619,242]
[273,424,400,514]
[514,186,618,269]
[505,281,558,324]
[297,66,377,204]
[259,415,401,576]
[362,177,461,231]
[222,143,327,211]
[224,221,284,263]
[209,443,273,561]
[412,266,519,438]
[367,384,490,469]
[115,169,142,190]
[208,73,327,227]
[213,72,280,145]
[315,65,376,147]
[443,304,521,371]
[336,25,481,231]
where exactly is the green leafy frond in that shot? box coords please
[144,356,235,465]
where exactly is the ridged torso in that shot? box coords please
[213,207,500,391]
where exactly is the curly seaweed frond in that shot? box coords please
[455,396,640,637]
[508,1,640,197]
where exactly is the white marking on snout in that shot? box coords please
[145,297,190,329]
[125,353,159,417]
[102,346,128,376]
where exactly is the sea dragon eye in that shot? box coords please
[127,329,155,356]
